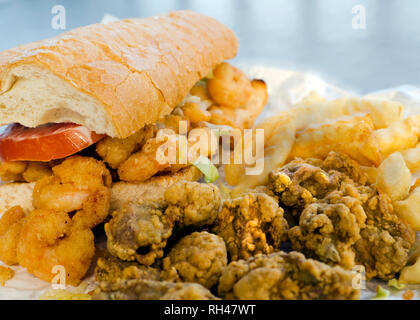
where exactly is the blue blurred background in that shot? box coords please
[1,0,420,93]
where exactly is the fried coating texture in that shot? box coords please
[207,62,252,109]
[16,210,95,286]
[162,231,227,288]
[218,251,360,300]
[0,206,25,265]
[0,265,14,286]
[106,203,177,266]
[96,125,155,169]
[213,192,288,261]
[33,156,112,229]
[118,127,217,183]
[164,181,221,227]
[209,79,268,129]
[0,156,112,285]
[117,132,169,182]
[269,152,415,280]
[95,252,161,283]
[106,181,221,265]
[0,161,51,183]
[93,279,219,300]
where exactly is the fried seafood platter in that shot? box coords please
[89,93,420,301]
[0,11,419,301]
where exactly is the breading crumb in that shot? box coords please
[402,290,414,300]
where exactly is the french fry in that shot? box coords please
[400,255,420,284]
[288,115,382,166]
[224,154,245,186]
[291,97,403,131]
[375,114,420,157]
[410,177,420,193]
[394,187,420,231]
[376,152,411,202]
[228,114,296,196]
[360,166,378,185]
[401,142,420,173]
[225,113,292,186]
[295,91,326,106]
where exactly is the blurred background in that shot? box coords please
[0,0,420,93]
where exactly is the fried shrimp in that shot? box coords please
[96,125,155,169]
[21,162,52,182]
[181,102,211,124]
[207,62,252,109]
[32,156,112,230]
[0,161,52,183]
[0,156,112,285]
[16,209,95,286]
[118,135,170,183]
[0,161,27,182]
[0,206,25,265]
[209,80,268,129]
[118,127,218,183]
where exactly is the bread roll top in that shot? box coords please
[0,11,238,138]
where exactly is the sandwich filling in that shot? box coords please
[0,62,267,184]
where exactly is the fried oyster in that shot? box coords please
[213,192,288,261]
[269,151,415,280]
[95,252,162,283]
[218,251,360,300]
[162,231,228,288]
[105,181,221,265]
[94,252,219,301]
[93,279,219,300]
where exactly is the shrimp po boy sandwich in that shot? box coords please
[0,11,267,286]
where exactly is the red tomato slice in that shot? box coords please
[0,123,106,162]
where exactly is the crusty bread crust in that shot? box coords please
[0,11,238,138]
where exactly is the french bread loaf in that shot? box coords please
[0,11,238,138]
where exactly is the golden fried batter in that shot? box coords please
[218,251,360,300]
[106,203,177,266]
[0,161,51,183]
[0,156,112,285]
[207,62,252,109]
[162,231,227,288]
[0,206,25,265]
[288,201,364,270]
[164,181,221,227]
[93,279,219,300]
[118,127,217,183]
[0,265,14,286]
[95,252,161,283]
[105,181,221,266]
[96,125,155,169]
[16,210,95,286]
[214,193,288,261]
[269,152,415,280]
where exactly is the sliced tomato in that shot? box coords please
[0,123,106,162]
